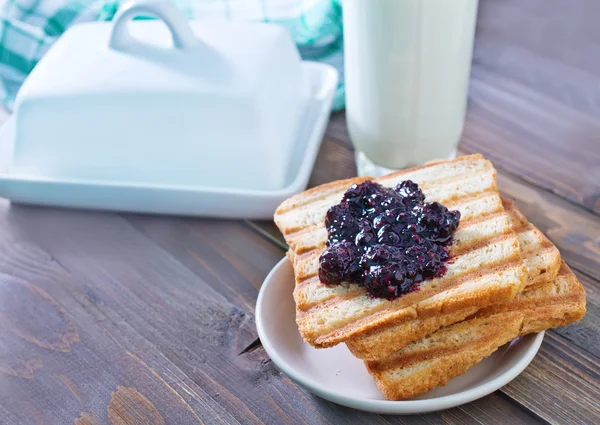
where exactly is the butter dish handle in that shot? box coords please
[109,0,200,51]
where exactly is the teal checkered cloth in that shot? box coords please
[0,0,344,110]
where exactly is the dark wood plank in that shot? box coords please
[123,214,284,309]
[0,202,357,425]
[323,112,353,149]
[383,394,544,425]
[474,0,600,118]
[0,214,243,424]
[462,72,600,215]
[451,394,543,425]
[467,0,600,214]
[501,332,600,425]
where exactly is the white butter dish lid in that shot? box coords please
[0,62,338,218]
[12,0,310,191]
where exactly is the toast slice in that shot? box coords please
[274,154,528,348]
[366,262,586,400]
[345,198,561,360]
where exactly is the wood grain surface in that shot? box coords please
[0,0,599,424]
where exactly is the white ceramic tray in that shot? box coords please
[0,61,337,219]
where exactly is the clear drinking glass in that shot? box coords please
[343,0,479,176]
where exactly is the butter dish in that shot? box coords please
[0,61,337,218]
[0,0,338,218]
[12,0,311,191]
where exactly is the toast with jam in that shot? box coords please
[274,154,528,348]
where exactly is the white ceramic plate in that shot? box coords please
[0,62,337,219]
[256,258,544,415]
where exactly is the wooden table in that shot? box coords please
[1,1,599,424]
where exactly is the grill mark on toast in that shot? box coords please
[518,226,555,251]
[501,197,528,227]
[477,291,584,320]
[397,171,491,194]
[366,313,525,372]
[365,264,585,380]
[418,174,497,205]
[449,231,515,258]
[449,212,514,257]
[294,275,319,289]
[346,249,560,360]
[293,230,518,285]
[377,154,490,186]
[293,282,366,310]
[297,257,523,317]
[288,193,505,255]
[345,307,481,361]
[311,264,526,347]
[275,158,497,235]
[368,282,585,374]
[277,195,345,234]
[291,203,553,285]
[277,180,497,235]
[294,234,523,316]
[443,192,503,216]
[522,245,559,265]
[280,154,490,218]
[289,228,328,254]
[275,177,371,214]
[456,210,507,228]
[296,241,326,255]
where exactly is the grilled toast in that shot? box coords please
[366,262,586,400]
[274,155,528,348]
[345,198,561,360]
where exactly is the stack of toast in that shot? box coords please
[274,154,586,400]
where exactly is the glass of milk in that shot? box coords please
[343,0,479,176]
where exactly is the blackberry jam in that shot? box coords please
[319,180,460,300]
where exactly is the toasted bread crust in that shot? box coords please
[345,199,562,360]
[365,262,586,400]
[274,155,527,348]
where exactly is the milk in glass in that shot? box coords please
[343,0,478,174]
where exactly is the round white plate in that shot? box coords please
[255,258,544,415]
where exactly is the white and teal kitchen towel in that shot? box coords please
[0,0,344,110]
